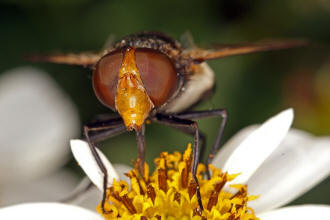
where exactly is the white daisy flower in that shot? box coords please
[0,109,329,219]
[0,67,80,206]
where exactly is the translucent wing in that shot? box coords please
[188,40,308,63]
[28,52,104,67]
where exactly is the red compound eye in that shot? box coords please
[93,48,178,110]
[93,50,122,109]
[135,48,178,107]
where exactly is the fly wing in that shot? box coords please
[28,52,104,67]
[188,40,308,63]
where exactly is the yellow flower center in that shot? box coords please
[97,145,259,220]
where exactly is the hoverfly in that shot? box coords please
[34,31,306,212]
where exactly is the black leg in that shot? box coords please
[158,122,207,163]
[83,119,126,213]
[135,124,146,178]
[176,109,227,179]
[62,124,126,205]
[85,116,124,131]
[152,114,203,211]
[87,124,126,143]
[84,126,108,213]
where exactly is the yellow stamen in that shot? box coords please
[97,145,259,220]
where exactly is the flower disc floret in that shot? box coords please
[97,145,258,220]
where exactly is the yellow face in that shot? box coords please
[115,47,154,131]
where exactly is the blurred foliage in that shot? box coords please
[1,0,329,206]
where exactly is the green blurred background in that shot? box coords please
[1,0,329,206]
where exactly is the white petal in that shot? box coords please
[258,205,330,220]
[248,129,330,213]
[0,67,80,184]
[0,170,78,207]
[212,125,258,169]
[0,203,103,220]
[71,164,132,210]
[64,177,102,211]
[74,186,102,211]
[221,109,293,185]
[71,139,119,191]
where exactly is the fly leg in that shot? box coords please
[61,123,126,204]
[155,121,207,166]
[152,114,204,211]
[82,117,126,213]
[176,109,227,179]
[135,124,146,178]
